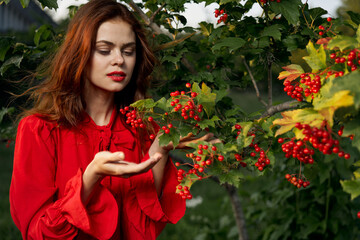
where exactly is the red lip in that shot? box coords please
[107,71,127,82]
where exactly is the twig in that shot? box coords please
[267,61,272,107]
[242,58,268,107]
[127,0,197,74]
[150,3,166,22]
[260,100,300,118]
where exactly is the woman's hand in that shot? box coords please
[148,132,221,196]
[82,151,162,203]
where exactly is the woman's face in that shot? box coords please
[85,18,137,95]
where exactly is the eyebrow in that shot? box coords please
[96,40,136,48]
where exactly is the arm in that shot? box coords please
[10,117,118,239]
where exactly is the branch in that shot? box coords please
[127,0,197,75]
[224,184,248,240]
[149,2,166,22]
[267,61,272,107]
[127,0,170,37]
[242,58,268,107]
[260,100,300,118]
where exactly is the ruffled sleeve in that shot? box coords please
[130,153,186,225]
[10,116,118,240]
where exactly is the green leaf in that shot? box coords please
[37,0,58,9]
[340,178,360,200]
[0,107,15,124]
[343,117,360,152]
[130,98,156,109]
[261,24,283,41]
[0,37,13,61]
[19,0,30,8]
[269,0,301,25]
[303,41,327,71]
[347,11,360,25]
[0,55,23,76]
[218,169,245,188]
[309,7,327,19]
[329,71,360,109]
[197,116,220,129]
[357,26,360,46]
[0,0,12,4]
[159,129,180,148]
[328,35,358,51]
[34,25,52,46]
[212,37,246,53]
[219,0,238,4]
[197,83,217,117]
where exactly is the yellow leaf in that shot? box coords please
[273,108,325,138]
[314,90,354,111]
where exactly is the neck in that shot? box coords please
[84,85,115,126]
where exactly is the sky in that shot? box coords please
[46,0,343,27]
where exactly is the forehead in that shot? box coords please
[96,18,136,44]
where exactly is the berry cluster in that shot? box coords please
[214,9,228,24]
[169,83,202,122]
[283,73,322,102]
[318,17,333,36]
[330,49,360,72]
[175,143,222,199]
[279,122,351,163]
[285,174,310,189]
[119,107,146,129]
[249,143,270,171]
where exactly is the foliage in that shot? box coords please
[1,0,360,239]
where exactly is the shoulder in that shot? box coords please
[18,114,58,138]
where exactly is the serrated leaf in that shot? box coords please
[340,178,360,200]
[130,98,156,109]
[303,41,327,71]
[219,0,238,4]
[269,0,301,25]
[218,169,244,188]
[37,0,58,9]
[309,7,328,19]
[159,129,180,148]
[19,0,30,8]
[199,22,213,37]
[261,24,283,41]
[212,37,246,53]
[273,108,325,137]
[343,117,360,152]
[328,35,358,51]
[347,11,360,25]
[197,115,220,129]
[154,97,168,111]
[328,71,360,109]
[197,82,217,117]
[0,37,13,61]
[0,55,23,76]
[278,64,304,82]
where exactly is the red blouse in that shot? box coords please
[10,108,185,240]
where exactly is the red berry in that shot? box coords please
[164,129,170,134]
[218,155,224,161]
[278,138,284,143]
[149,134,156,140]
[211,146,217,151]
[357,211,360,219]
[186,83,191,88]
[327,17,332,22]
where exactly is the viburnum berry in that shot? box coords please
[327,17,332,22]
[357,211,360,219]
[218,155,224,161]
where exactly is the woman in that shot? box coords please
[9,0,206,239]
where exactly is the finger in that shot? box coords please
[179,132,195,142]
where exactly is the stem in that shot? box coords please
[149,3,166,22]
[301,0,311,29]
[323,177,331,234]
[242,57,268,107]
[267,61,272,107]
[224,184,248,240]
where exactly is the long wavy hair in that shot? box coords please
[21,0,157,128]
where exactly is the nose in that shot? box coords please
[112,50,124,66]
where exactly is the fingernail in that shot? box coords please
[118,152,125,158]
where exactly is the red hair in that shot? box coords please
[21,0,157,128]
